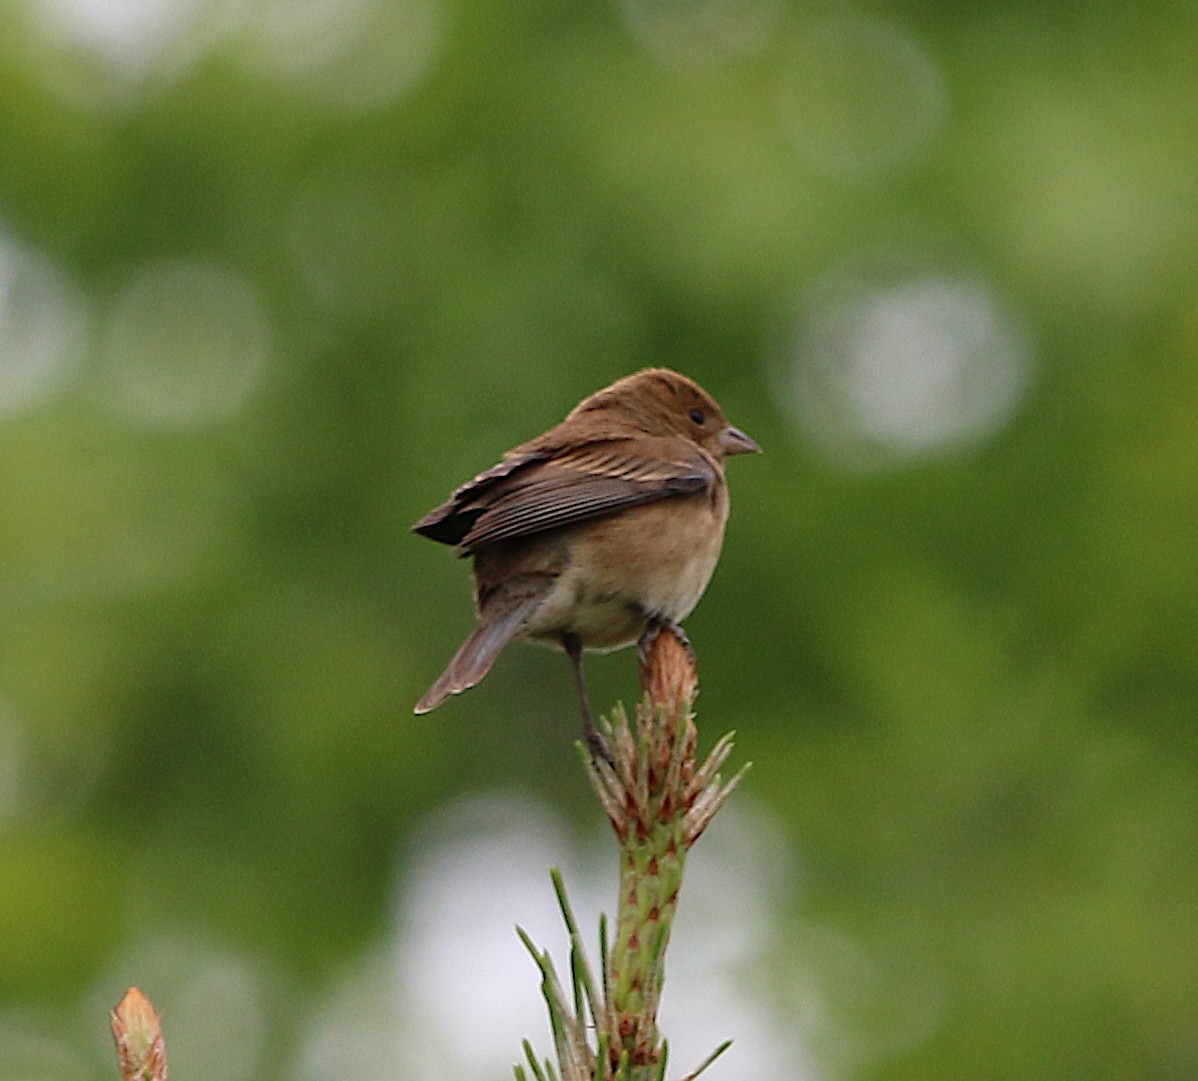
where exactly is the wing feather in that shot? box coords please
[412,451,546,545]
[460,470,706,549]
[413,438,716,552]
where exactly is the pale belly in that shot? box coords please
[520,496,727,652]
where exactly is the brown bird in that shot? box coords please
[412,367,759,755]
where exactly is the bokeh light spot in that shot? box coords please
[614,0,782,66]
[390,793,590,1077]
[773,255,1034,466]
[779,17,946,179]
[98,260,270,427]
[0,237,87,417]
[24,0,234,107]
[237,0,442,113]
[291,943,402,1081]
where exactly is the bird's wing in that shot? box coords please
[454,440,716,552]
[412,451,548,545]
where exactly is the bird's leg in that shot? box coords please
[562,633,613,766]
[637,615,696,666]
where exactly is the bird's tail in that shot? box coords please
[414,598,541,714]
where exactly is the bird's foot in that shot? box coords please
[583,713,615,769]
[638,616,695,665]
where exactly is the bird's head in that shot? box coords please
[570,367,761,460]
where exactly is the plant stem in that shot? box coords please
[520,623,747,1080]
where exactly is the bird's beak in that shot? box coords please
[720,425,761,456]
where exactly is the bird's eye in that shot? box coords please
[688,407,706,426]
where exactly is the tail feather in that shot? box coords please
[414,598,541,714]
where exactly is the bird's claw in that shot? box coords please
[584,717,615,769]
[638,617,695,665]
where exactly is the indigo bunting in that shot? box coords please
[412,368,759,753]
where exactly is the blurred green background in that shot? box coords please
[1,0,1196,1077]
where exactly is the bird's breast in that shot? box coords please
[520,491,729,652]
